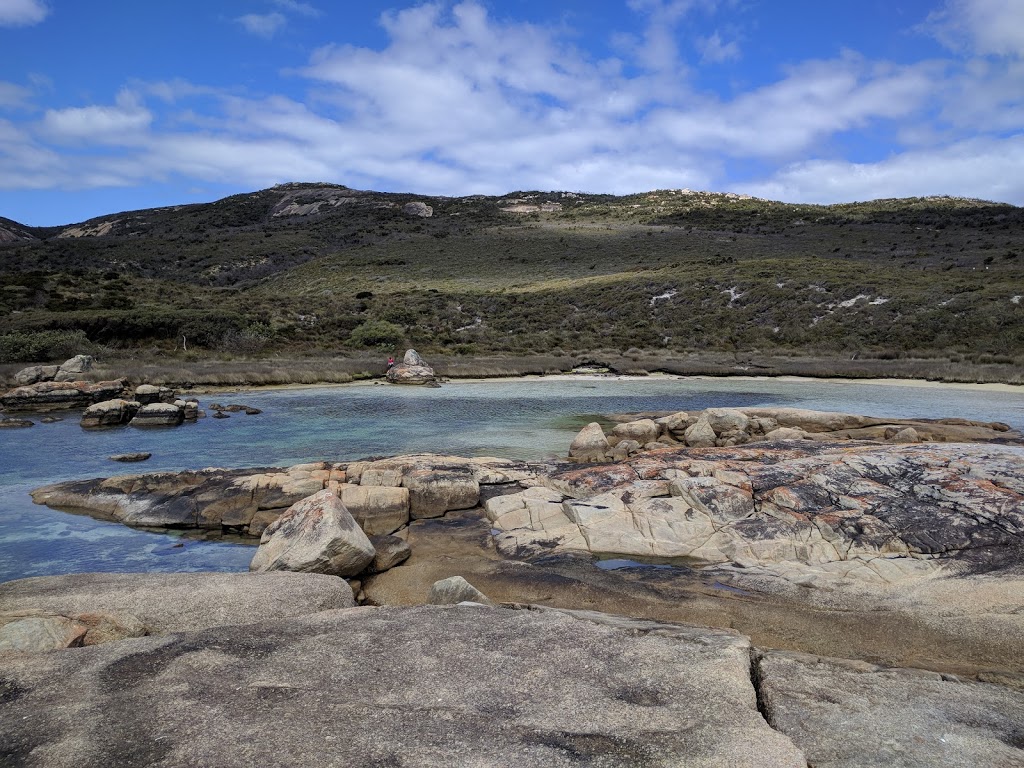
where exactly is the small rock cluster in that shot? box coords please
[570,406,1013,463]
[13,354,94,385]
[80,385,201,428]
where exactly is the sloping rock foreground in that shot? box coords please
[1,596,1022,767]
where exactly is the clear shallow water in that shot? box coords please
[2,375,1022,583]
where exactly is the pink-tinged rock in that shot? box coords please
[250,489,375,576]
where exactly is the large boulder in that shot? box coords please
[0,571,354,636]
[568,422,611,462]
[80,398,140,428]
[386,348,435,384]
[250,489,375,576]
[402,201,433,217]
[53,354,94,382]
[366,534,412,574]
[13,364,59,386]
[134,384,176,405]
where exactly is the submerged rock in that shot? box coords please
[109,453,152,463]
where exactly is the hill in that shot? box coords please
[1,183,1022,373]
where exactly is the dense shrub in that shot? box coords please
[348,320,404,349]
[0,329,93,363]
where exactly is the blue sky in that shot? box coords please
[1,0,1023,225]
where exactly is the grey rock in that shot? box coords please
[758,650,1024,767]
[0,571,354,635]
[0,417,33,428]
[428,575,496,606]
[402,201,433,217]
[366,534,412,573]
[109,453,152,463]
[129,402,184,427]
[250,489,375,576]
[387,349,436,384]
[684,417,717,448]
[133,384,174,405]
[0,614,87,652]
[0,379,125,411]
[569,421,611,462]
[81,398,140,428]
[53,354,94,382]
[14,364,58,385]
[611,418,661,446]
[403,467,479,519]
[0,606,807,767]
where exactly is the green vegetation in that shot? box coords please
[1,184,1022,375]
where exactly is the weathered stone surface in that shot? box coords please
[367,534,412,573]
[568,421,611,462]
[134,384,175,405]
[31,463,345,535]
[13,364,58,385]
[0,613,88,652]
[0,609,146,651]
[492,442,1024,586]
[250,489,375,576]
[0,606,807,767]
[80,398,140,428]
[129,402,184,427]
[53,354,93,382]
[339,483,410,534]
[612,418,660,445]
[0,572,353,634]
[0,379,125,411]
[758,650,1024,767]
[684,417,717,448]
[403,467,480,518]
[386,348,436,384]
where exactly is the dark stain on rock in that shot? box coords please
[529,730,654,764]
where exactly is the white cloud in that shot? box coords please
[0,81,32,109]
[41,90,152,143]
[2,0,1024,205]
[697,32,740,63]
[273,0,320,17]
[927,0,1024,57]
[0,0,48,27]
[236,12,286,38]
[745,135,1024,204]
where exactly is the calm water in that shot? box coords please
[2,375,1023,583]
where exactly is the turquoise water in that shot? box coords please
[2,376,1023,582]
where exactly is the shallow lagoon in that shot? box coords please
[2,375,1023,582]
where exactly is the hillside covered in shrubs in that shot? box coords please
[1,183,1021,373]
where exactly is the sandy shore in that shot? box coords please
[185,371,1024,396]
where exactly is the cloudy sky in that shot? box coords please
[1,0,1023,224]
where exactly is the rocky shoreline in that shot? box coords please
[4,405,1024,765]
